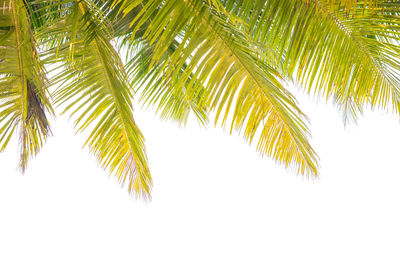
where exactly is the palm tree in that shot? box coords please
[0,0,399,199]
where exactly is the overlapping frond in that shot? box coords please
[304,0,379,14]
[124,39,209,126]
[3,0,400,197]
[106,2,209,126]
[0,0,53,171]
[221,0,400,116]
[39,1,152,198]
[117,0,319,176]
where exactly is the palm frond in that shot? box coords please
[118,0,319,176]
[105,1,209,126]
[3,0,400,197]
[40,1,152,198]
[122,39,209,126]
[0,0,53,171]
[222,0,400,117]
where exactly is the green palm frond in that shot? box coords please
[106,2,209,126]
[124,39,209,126]
[40,1,152,198]
[0,0,53,171]
[117,0,319,176]
[3,0,400,198]
[305,0,379,13]
[221,0,400,116]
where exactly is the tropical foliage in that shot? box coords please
[0,0,399,199]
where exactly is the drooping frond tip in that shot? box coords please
[119,0,319,177]
[19,80,53,172]
[42,0,152,198]
[0,0,53,172]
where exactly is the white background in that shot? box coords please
[1,92,400,267]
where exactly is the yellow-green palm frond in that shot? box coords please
[304,0,379,14]
[0,0,53,171]
[222,0,400,118]
[4,0,399,198]
[108,2,210,126]
[118,0,319,177]
[124,39,209,126]
[41,1,152,198]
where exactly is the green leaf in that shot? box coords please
[223,0,400,117]
[42,1,152,198]
[119,0,319,176]
[0,0,53,171]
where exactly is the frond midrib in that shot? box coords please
[311,0,400,98]
[202,12,317,175]
[10,0,27,119]
[78,2,140,174]
[91,38,139,170]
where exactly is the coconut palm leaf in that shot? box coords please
[3,0,400,198]
[123,39,209,126]
[105,1,209,126]
[0,0,53,171]
[116,0,319,177]
[39,0,152,198]
[221,0,400,116]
